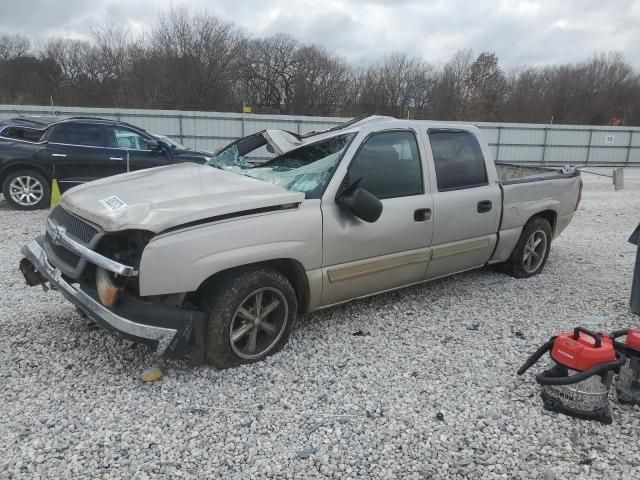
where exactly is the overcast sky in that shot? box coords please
[1,0,639,67]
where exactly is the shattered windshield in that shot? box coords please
[207,133,355,198]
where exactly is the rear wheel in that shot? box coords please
[199,267,298,368]
[2,169,50,210]
[504,217,552,278]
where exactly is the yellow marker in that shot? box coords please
[50,178,61,208]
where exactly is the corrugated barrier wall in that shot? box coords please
[2,104,639,166]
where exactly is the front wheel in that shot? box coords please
[2,169,50,210]
[199,267,298,368]
[504,217,552,278]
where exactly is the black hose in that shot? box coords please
[610,329,628,340]
[610,329,640,357]
[535,352,627,385]
[517,338,555,376]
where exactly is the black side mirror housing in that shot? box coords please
[337,186,383,223]
[147,139,162,151]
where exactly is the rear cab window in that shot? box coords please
[428,130,488,191]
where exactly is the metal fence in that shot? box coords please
[2,104,640,166]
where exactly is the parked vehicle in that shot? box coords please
[20,115,583,368]
[0,116,214,210]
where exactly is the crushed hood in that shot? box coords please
[59,163,304,233]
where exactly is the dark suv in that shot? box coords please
[0,116,214,210]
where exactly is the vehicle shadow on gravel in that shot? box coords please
[42,268,501,375]
[48,261,553,375]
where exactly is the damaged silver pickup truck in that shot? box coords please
[20,116,582,368]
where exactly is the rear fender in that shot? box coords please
[0,160,52,186]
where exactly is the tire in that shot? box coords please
[504,217,552,278]
[199,267,298,368]
[2,169,50,210]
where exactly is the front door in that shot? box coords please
[321,130,434,306]
[43,123,124,193]
[424,129,501,279]
[104,126,170,172]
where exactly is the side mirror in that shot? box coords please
[337,186,383,223]
[147,139,162,151]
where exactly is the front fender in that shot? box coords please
[138,200,322,296]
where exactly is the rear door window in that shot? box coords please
[428,130,488,191]
[48,123,105,147]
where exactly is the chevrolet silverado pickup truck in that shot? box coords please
[0,116,214,210]
[20,116,583,368]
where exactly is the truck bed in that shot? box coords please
[496,162,578,184]
[496,162,581,236]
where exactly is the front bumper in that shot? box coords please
[20,238,206,358]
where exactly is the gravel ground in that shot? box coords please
[1,169,640,480]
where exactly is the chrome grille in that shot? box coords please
[44,206,102,278]
[49,206,98,244]
[45,231,80,268]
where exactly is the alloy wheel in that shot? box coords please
[229,287,289,359]
[9,175,44,207]
[523,229,548,273]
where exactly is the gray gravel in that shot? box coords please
[1,170,640,479]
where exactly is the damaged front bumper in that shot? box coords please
[20,237,206,359]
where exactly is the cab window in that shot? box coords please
[48,123,105,147]
[346,130,423,199]
[106,127,150,150]
[428,130,488,191]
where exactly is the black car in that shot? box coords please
[0,116,214,210]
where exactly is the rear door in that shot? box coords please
[43,122,124,192]
[423,129,501,279]
[104,126,171,172]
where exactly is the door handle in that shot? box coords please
[51,153,67,158]
[477,200,492,213]
[109,157,123,161]
[414,208,432,222]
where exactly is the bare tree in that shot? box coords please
[290,45,351,115]
[238,33,301,113]
[1,9,640,125]
[430,49,474,119]
[149,6,246,110]
[0,34,30,61]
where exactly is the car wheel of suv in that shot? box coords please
[2,169,50,210]
[504,217,552,278]
[199,267,298,368]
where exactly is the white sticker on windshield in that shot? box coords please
[100,195,127,212]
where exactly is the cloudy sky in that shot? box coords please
[1,0,640,67]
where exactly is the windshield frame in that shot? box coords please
[250,131,358,200]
